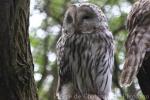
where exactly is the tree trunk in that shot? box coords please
[137,52,150,100]
[0,0,38,100]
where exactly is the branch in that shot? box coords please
[37,36,50,89]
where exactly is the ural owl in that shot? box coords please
[120,0,150,96]
[56,3,114,100]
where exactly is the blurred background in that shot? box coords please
[29,0,145,100]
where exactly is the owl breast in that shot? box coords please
[63,33,113,96]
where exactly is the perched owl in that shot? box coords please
[120,0,150,93]
[56,3,114,100]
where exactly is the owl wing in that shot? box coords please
[120,0,150,87]
[56,35,72,90]
[57,33,78,100]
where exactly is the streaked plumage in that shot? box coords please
[120,0,150,90]
[56,3,114,100]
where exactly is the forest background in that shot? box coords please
[29,0,144,100]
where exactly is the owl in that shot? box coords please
[120,0,150,94]
[56,3,114,100]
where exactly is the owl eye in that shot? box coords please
[82,15,93,20]
[67,14,73,23]
[82,15,91,20]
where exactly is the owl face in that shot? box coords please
[63,3,107,35]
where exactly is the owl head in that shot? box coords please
[62,3,108,35]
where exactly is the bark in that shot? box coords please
[0,0,38,100]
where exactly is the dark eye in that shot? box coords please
[67,14,73,23]
[82,15,91,20]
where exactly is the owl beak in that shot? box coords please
[74,23,81,34]
[70,5,81,34]
[74,15,81,34]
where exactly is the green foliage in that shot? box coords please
[50,0,64,17]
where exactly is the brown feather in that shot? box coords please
[120,0,150,87]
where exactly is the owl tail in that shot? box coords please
[120,45,146,87]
